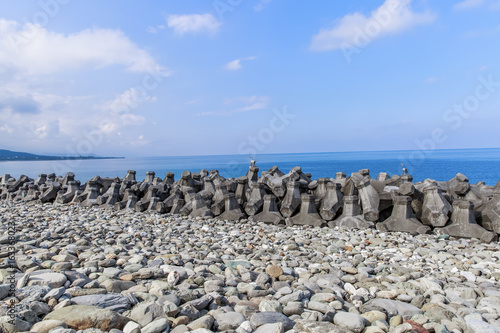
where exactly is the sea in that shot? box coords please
[1,148,500,186]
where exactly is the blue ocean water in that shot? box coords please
[1,148,500,186]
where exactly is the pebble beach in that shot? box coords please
[1,201,500,333]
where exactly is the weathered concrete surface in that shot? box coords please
[435,200,497,243]
[331,195,373,229]
[376,196,431,234]
[287,194,325,227]
[253,194,285,225]
[421,185,452,227]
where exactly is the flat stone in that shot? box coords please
[250,312,294,331]
[27,271,67,288]
[71,293,131,312]
[361,299,423,317]
[215,311,245,331]
[43,305,129,331]
[254,322,285,333]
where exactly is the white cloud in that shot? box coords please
[454,0,485,9]
[254,0,273,12]
[310,0,436,52]
[96,88,153,137]
[197,95,270,116]
[100,88,155,115]
[0,19,163,75]
[167,14,221,35]
[35,120,60,139]
[147,25,166,34]
[224,56,257,70]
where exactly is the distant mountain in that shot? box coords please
[0,149,123,161]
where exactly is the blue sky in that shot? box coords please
[0,0,499,157]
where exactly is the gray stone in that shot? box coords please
[254,322,285,333]
[250,312,294,331]
[259,300,283,313]
[122,321,141,333]
[187,315,214,331]
[215,311,246,331]
[26,271,68,288]
[129,301,166,327]
[333,312,367,333]
[141,318,169,333]
[466,319,500,333]
[43,305,129,331]
[360,299,423,317]
[71,293,131,313]
[0,316,32,333]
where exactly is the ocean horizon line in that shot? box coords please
[129,147,500,160]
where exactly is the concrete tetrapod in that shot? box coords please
[421,186,452,227]
[376,196,431,234]
[287,194,325,227]
[330,195,373,229]
[479,191,500,234]
[189,192,213,218]
[435,200,497,243]
[398,182,424,221]
[280,181,302,218]
[319,182,344,221]
[357,181,380,222]
[245,182,267,216]
[253,194,285,225]
[218,193,246,221]
[55,181,80,204]
[40,182,61,203]
[235,177,249,207]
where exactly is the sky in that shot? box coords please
[0,0,499,157]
